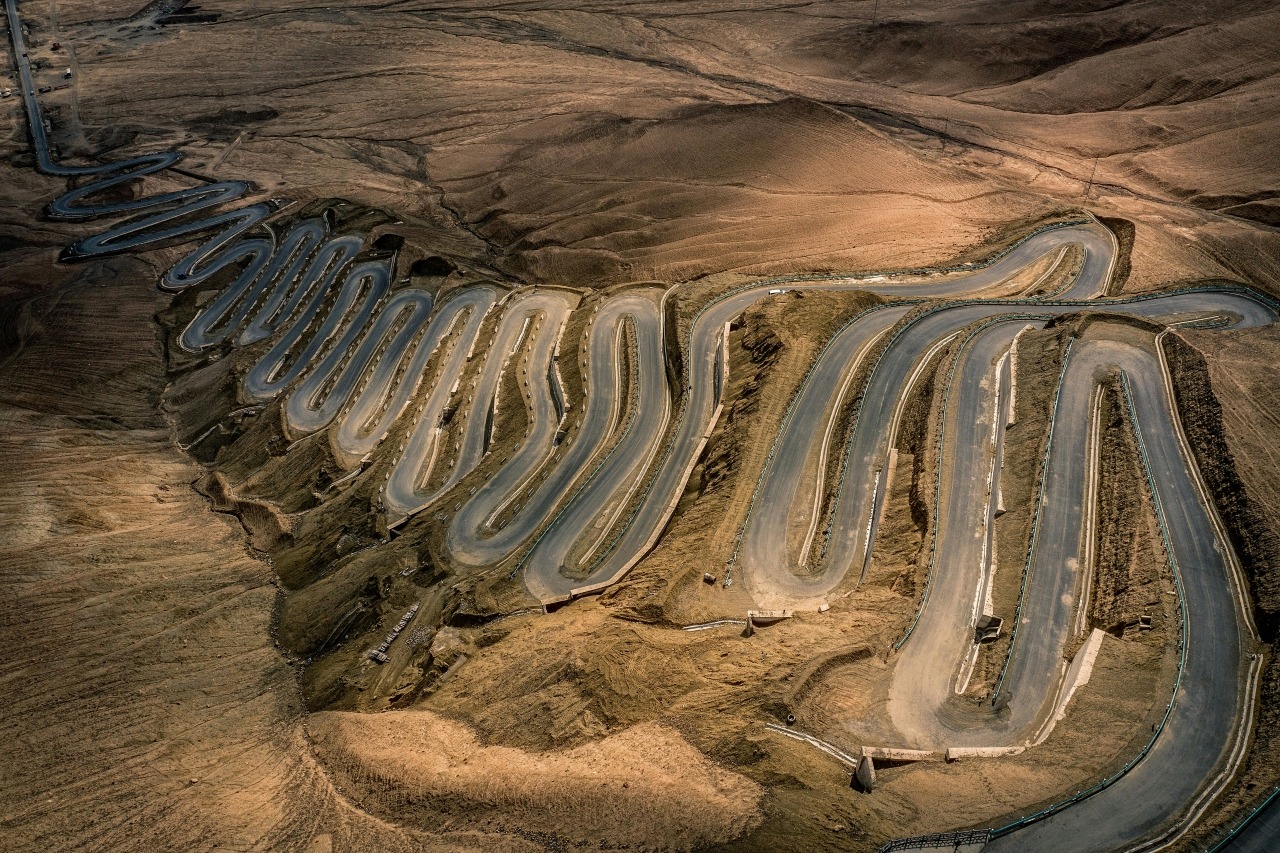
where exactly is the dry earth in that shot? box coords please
[3,1,1280,851]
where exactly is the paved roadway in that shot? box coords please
[516,289,670,599]
[181,217,331,349]
[287,287,436,445]
[446,290,650,575]
[736,303,910,602]
[4,0,264,259]
[524,221,1118,600]
[982,340,1257,851]
[738,289,1272,604]
[728,284,1272,851]
[885,319,1035,744]
[241,256,390,401]
[437,288,583,566]
[7,1,1276,846]
[379,286,501,518]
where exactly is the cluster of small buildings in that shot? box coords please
[367,602,420,664]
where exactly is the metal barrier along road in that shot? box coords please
[876,828,992,852]
[1207,786,1280,852]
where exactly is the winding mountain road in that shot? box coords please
[980,339,1259,851]
[5,1,1274,848]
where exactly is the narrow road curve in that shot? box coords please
[737,290,1272,607]
[380,286,501,519]
[982,341,1257,851]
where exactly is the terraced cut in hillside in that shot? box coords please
[5,2,1280,852]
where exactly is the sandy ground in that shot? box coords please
[309,711,762,850]
[1,235,762,852]
[4,0,1280,850]
[19,0,1280,290]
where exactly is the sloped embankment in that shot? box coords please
[1162,329,1280,846]
[1163,334,1280,632]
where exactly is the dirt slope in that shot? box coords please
[4,0,1280,850]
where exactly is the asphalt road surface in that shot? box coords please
[7,1,1276,847]
[983,341,1256,852]
[381,285,501,519]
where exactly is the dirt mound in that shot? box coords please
[309,711,764,851]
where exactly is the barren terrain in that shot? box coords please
[3,2,1280,852]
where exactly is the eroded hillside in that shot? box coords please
[3,2,1280,852]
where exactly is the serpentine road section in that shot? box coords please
[973,339,1262,851]
[5,2,1274,849]
[733,287,1271,850]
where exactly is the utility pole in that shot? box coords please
[1084,156,1098,199]
[871,0,880,25]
